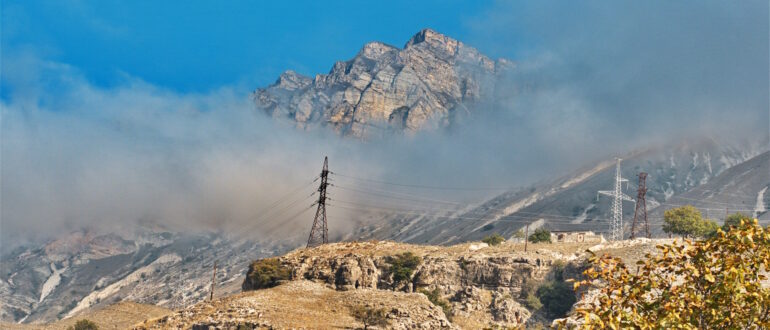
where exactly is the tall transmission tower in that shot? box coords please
[597,158,635,241]
[306,156,329,248]
[630,172,650,239]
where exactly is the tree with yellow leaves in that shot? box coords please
[560,219,769,329]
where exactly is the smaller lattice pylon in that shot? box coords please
[630,172,650,239]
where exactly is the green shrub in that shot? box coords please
[524,291,543,310]
[723,212,752,231]
[386,252,421,284]
[419,287,452,316]
[351,306,389,329]
[520,280,543,310]
[242,258,291,291]
[536,280,576,318]
[67,319,98,330]
[663,205,720,238]
[481,233,505,246]
[528,228,551,243]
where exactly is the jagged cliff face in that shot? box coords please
[253,29,513,137]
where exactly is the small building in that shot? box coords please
[550,230,604,243]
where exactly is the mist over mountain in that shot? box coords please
[1,1,769,324]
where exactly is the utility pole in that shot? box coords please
[598,158,635,241]
[209,261,217,301]
[307,157,330,248]
[630,172,650,239]
[524,224,529,252]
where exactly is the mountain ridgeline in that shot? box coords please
[253,28,514,137]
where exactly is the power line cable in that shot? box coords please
[332,172,517,191]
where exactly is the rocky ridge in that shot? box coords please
[133,239,668,329]
[253,28,514,137]
[244,241,594,328]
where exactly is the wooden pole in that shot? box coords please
[210,261,217,301]
[524,224,530,252]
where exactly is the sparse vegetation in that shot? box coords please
[351,306,389,330]
[524,291,543,310]
[67,319,99,330]
[386,252,421,284]
[419,287,452,316]
[528,228,551,243]
[662,205,719,238]
[564,219,770,329]
[520,280,543,311]
[482,223,495,231]
[242,258,291,291]
[481,233,505,246]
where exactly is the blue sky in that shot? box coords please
[1,0,503,93]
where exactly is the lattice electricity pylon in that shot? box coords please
[630,172,650,239]
[597,158,635,241]
[306,156,329,248]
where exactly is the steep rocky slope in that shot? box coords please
[253,28,514,137]
[0,228,294,323]
[648,150,770,233]
[344,139,766,244]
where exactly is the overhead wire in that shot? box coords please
[235,176,319,239]
[242,169,759,242]
[333,203,666,227]
[333,184,467,206]
[332,198,667,225]
[332,172,517,191]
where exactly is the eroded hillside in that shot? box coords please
[138,239,669,329]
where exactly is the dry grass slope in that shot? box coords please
[136,280,452,329]
[1,302,170,330]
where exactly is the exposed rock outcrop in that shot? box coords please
[253,29,514,137]
[245,241,577,328]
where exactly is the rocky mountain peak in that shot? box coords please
[275,70,311,91]
[404,28,456,49]
[253,29,514,138]
[358,41,399,61]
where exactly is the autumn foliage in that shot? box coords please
[561,219,769,329]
